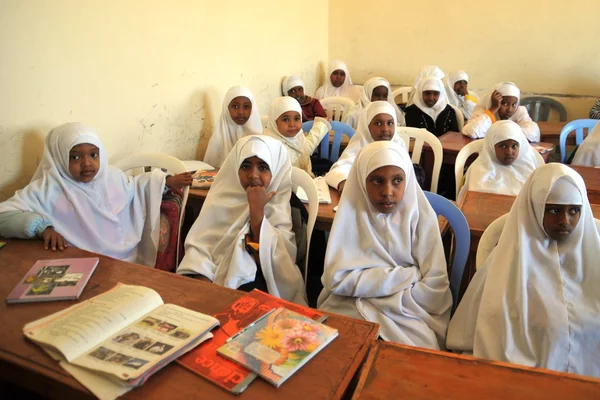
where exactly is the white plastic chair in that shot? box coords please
[261,115,269,129]
[396,127,442,193]
[291,167,318,286]
[449,104,465,131]
[319,96,356,122]
[454,140,484,198]
[114,153,189,266]
[391,86,412,104]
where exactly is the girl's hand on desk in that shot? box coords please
[166,172,193,189]
[42,227,68,251]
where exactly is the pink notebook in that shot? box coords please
[7,258,99,304]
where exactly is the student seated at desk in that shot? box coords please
[457,120,544,203]
[447,164,600,378]
[404,76,460,137]
[462,82,540,142]
[447,71,479,120]
[571,121,600,166]
[177,136,307,306]
[325,101,406,193]
[282,76,327,122]
[314,60,361,104]
[345,77,405,129]
[0,122,192,267]
[319,141,452,350]
[203,86,263,168]
[263,96,330,178]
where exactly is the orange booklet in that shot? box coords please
[177,290,325,394]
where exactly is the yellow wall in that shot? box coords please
[329,0,600,120]
[0,0,328,200]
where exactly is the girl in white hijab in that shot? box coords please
[281,75,327,122]
[463,82,540,142]
[404,76,460,137]
[325,101,406,192]
[314,60,361,104]
[447,164,600,378]
[177,135,307,305]
[203,86,263,168]
[447,71,479,120]
[0,122,189,266]
[407,65,447,106]
[572,121,600,166]
[263,96,330,178]
[319,141,452,349]
[345,77,406,129]
[457,120,544,203]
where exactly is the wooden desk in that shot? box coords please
[538,121,568,145]
[571,165,600,204]
[351,341,600,400]
[0,240,379,400]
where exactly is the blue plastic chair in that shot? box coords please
[302,121,355,163]
[424,191,470,312]
[559,119,599,163]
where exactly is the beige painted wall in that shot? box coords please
[329,0,600,120]
[0,0,328,200]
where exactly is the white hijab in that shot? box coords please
[448,164,600,377]
[413,76,450,121]
[572,121,600,166]
[178,135,306,305]
[458,120,544,202]
[203,86,263,168]
[475,82,521,120]
[320,141,452,349]
[324,101,406,189]
[356,77,404,124]
[281,76,305,95]
[263,96,306,157]
[315,60,361,103]
[408,65,447,106]
[446,70,469,107]
[0,122,165,266]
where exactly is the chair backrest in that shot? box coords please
[475,214,508,270]
[261,114,269,129]
[319,96,356,122]
[454,140,484,198]
[302,120,356,163]
[114,153,189,266]
[449,103,465,131]
[559,119,599,163]
[396,127,442,193]
[391,86,412,105]
[423,191,470,311]
[291,167,318,286]
[521,96,567,122]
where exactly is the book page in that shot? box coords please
[70,304,218,381]
[24,284,163,362]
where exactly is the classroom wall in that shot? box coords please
[329,0,600,120]
[0,0,329,201]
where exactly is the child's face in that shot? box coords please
[69,143,100,183]
[330,69,346,88]
[238,156,272,190]
[276,111,302,137]
[287,86,305,103]
[228,96,252,125]
[498,96,518,120]
[494,139,520,165]
[366,166,406,214]
[453,80,468,94]
[543,204,581,241]
[422,91,440,108]
[371,86,388,101]
[368,113,395,141]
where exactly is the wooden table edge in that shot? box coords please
[349,341,380,400]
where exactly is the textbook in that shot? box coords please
[192,169,218,189]
[295,176,332,204]
[7,257,99,304]
[217,307,338,387]
[23,283,219,399]
[177,290,325,394]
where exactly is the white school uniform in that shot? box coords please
[572,122,600,166]
[412,77,451,121]
[462,82,540,142]
[345,77,405,129]
[447,71,479,120]
[0,122,166,266]
[203,86,263,168]
[447,164,600,378]
[177,135,307,305]
[319,140,452,349]
[314,60,361,104]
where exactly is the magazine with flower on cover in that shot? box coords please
[216,307,338,387]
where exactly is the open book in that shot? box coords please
[23,283,218,397]
[295,176,332,204]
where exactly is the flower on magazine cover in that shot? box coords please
[275,318,301,332]
[255,325,283,349]
[282,330,318,352]
[297,321,320,335]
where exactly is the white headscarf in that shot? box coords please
[263,96,306,158]
[281,76,305,95]
[408,65,447,106]
[446,71,469,107]
[0,122,166,266]
[476,82,521,117]
[178,135,306,305]
[314,60,361,103]
[413,76,450,121]
[572,122,600,166]
[355,77,404,125]
[458,120,544,202]
[319,141,452,349]
[448,164,600,377]
[203,86,263,168]
[324,101,406,189]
